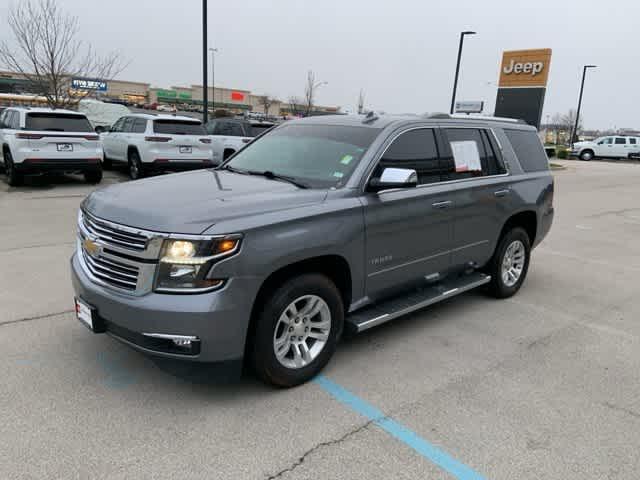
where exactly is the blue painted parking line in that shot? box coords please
[315,375,487,480]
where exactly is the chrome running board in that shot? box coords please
[346,272,491,333]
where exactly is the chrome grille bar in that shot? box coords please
[82,212,148,251]
[81,249,138,291]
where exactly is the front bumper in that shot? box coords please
[70,253,256,363]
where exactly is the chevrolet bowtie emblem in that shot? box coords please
[83,237,101,258]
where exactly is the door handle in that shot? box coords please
[494,189,510,198]
[432,200,453,209]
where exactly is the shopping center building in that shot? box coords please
[0,70,340,116]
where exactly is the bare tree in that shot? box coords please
[357,89,365,114]
[287,96,303,117]
[0,0,126,109]
[303,70,317,116]
[257,94,275,115]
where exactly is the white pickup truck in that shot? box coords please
[204,118,275,164]
[572,135,640,161]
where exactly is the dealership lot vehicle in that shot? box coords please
[0,107,103,186]
[571,135,640,160]
[71,113,553,387]
[100,113,214,179]
[205,117,275,163]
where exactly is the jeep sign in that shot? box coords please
[498,49,552,87]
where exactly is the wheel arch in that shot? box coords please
[244,254,352,358]
[499,210,537,247]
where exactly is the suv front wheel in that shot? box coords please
[486,227,531,298]
[251,274,343,387]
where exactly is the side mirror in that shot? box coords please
[94,125,106,134]
[368,167,418,192]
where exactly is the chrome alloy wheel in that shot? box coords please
[273,295,331,369]
[501,240,526,287]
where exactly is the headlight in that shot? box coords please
[155,235,241,293]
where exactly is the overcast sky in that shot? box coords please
[2,0,638,129]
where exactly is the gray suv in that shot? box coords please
[71,113,554,387]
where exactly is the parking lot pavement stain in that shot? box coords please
[315,375,487,480]
[96,350,138,389]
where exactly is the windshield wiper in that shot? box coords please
[246,170,309,189]
[220,165,248,174]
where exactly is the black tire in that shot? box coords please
[102,155,112,170]
[128,150,144,180]
[579,149,594,161]
[251,273,344,388]
[4,150,23,187]
[485,227,531,299]
[84,168,103,184]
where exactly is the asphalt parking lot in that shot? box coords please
[2,160,640,480]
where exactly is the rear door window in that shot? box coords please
[212,121,244,136]
[442,128,505,179]
[153,120,206,135]
[615,137,626,145]
[25,113,92,132]
[503,129,549,172]
[629,138,637,145]
[131,118,147,134]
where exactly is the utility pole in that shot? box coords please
[571,65,597,145]
[450,31,476,114]
[202,0,208,123]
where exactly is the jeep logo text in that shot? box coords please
[502,59,544,76]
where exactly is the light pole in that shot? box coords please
[202,0,208,123]
[450,30,476,114]
[571,65,597,145]
[209,47,218,114]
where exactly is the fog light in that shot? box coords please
[173,338,192,347]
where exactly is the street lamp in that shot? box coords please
[450,30,476,114]
[202,0,208,123]
[571,65,597,145]
[209,48,218,113]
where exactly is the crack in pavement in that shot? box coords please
[601,401,640,420]
[265,419,375,479]
[0,309,73,327]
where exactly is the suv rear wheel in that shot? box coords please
[4,150,23,187]
[485,227,531,298]
[128,150,144,180]
[251,274,343,387]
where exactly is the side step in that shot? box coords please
[346,272,491,333]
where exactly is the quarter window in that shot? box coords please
[503,129,549,172]
[374,128,441,185]
[630,138,637,145]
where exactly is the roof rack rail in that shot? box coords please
[427,113,527,124]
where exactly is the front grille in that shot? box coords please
[82,212,148,251]
[81,248,139,291]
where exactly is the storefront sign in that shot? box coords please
[231,91,245,101]
[498,49,552,87]
[156,89,177,98]
[71,78,107,91]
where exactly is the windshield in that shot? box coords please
[25,113,93,132]
[153,120,205,135]
[225,124,379,188]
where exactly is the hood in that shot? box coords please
[83,170,328,234]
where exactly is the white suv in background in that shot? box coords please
[101,114,214,179]
[0,107,103,186]
[571,136,640,161]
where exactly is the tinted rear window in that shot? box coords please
[153,120,205,135]
[25,113,92,132]
[504,129,549,172]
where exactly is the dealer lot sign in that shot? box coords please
[498,49,552,88]
[494,48,552,128]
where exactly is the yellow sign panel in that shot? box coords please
[498,49,552,87]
